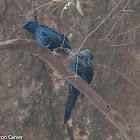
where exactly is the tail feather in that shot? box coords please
[64,84,80,123]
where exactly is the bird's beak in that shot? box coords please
[19,26,23,31]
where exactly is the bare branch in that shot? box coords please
[99,11,127,40]
[0,39,139,140]
[112,0,132,19]
[99,0,133,40]
[63,0,132,63]
[110,23,140,46]
[63,0,131,63]
[115,23,140,38]
[77,0,126,51]
[111,30,136,46]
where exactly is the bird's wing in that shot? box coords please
[40,25,65,45]
[70,58,94,85]
[64,84,80,123]
[40,25,75,50]
[74,59,94,84]
[42,31,62,46]
[85,65,94,84]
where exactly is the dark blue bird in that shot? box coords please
[64,49,94,123]
[20,21,77,54]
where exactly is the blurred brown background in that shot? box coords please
[0,0,140,139]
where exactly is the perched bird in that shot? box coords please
[20,21,77,54]
[64,49,94,123]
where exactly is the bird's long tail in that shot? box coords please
[64,84,80,123]
[69,46,78,54]
[64,41,79,54]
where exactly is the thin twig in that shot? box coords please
[54,33,67,53]
[19,2,51,17]
[111,30,136,46]
[110,23,140,46]
[19,0,71,18]
[115,23,140,38]
[63,0,126,62]
[97,64,140,91]
[99,0,133,40]
[49,3,63,17]
[77,0,125,51]
[112,0,132,19]
[122,9,133,12]
[61,33,66,48]
[75,54,79,77]
[99,11,127,40]
[63,0,127,63]
[63,52,77,62]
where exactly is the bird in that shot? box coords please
[20,21,77,55]
[64,49,94,123]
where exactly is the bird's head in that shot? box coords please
[81,49,93,61]
[19,21,39,36]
